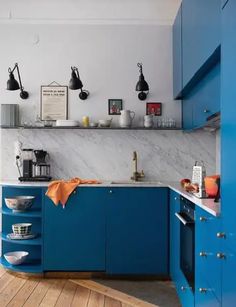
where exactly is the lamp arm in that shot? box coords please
[15,64,24,92]
[137,63,143,74]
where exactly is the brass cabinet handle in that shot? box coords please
[199,216,207,222]
[216,232,226,239]
[109,190,113,194]
[216,253,226,259]
[181,286,192,291]
[199,251,207,257]
[199,288,208,293]
[204,109,210,113]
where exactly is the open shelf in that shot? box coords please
[1,208,42,218]
[1,233,42,246]
[0,257,42,273]
[0,125,182,131]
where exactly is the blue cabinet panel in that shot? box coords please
[183,62,220,130]
[169,190,180,281]
[175,273,194,307]
[173,5,182,99]
[106,188,168,275]
[221,0,236,253]
[195,276,220,307]
[195,208,222,302]
[43,188,106,271]
[222,247,236,306]
[182,0,220,89]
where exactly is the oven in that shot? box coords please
[175,196,195,291]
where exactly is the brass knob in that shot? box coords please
[199,288,207,293]
[199,216,207,222]
[217,232,226,239]
[174,197,178,200]
[204,109,210,113]
[199,252,207,257]
[109,190,113,194]
[181,286,191,291]
[216,253,226,259]
[73,191,76,194]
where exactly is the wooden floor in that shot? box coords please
[0,267,156,307]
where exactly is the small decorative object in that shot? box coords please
[144,115,154,128]
[119,110,135,128]
[69,66,89,100]
[4,251,29,265]
[7,63,29,99]
[82,116,90,127]
[5,196,35,212]
[108,99,123,115]
[146,102,162,116]
[135,63,149,101]
[41,82,68,121]
[12,223,32,236]
[89,122,98,128]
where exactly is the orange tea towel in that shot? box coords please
[46,177,101,208]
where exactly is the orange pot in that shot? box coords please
[204,175,220,197]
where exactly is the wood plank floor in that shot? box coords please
[0,267,156,307]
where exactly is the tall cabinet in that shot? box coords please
[221,0,236,305]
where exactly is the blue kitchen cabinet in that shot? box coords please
[182,0,220,90]
[195,207,222,304]
[173,5,182,99]
[183,62,220,130]
[195,277,221,307]
[169,190,180,281]
[221,0,236,305]
[106,187,168,275]
[43,187,106,271]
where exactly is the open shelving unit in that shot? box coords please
[1,186,43,274]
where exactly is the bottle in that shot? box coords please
[82,116,89,127]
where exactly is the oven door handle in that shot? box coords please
[175,212,193,225]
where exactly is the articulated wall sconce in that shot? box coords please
[7,63,29,99]
[69,66,89,100]
[135,63,149,101]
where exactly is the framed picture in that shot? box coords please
[146,102,162,116]
[108,99,123,115]
[41,85,68,120]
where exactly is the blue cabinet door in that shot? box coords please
[182,0,220,89]
[173,5,182,99]
[222,1,236,305]
[195,208,222,302]
[222,247,236,306]
[169,190,180,281]
[222,0,236,253]
[106,188,168,275]
[43,188,106,271]
[195,276,221,307]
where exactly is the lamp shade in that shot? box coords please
[135,74,149,92]
[69,70,83,90]
[7,72,20,91]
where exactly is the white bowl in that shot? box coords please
[4,251,29,265]
[56,120,79,127]
[98,119,113,127]
[12,223,32,235]
[5,196,35,212]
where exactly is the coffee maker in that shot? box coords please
[18,149,52,182]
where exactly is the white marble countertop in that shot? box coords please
[0,180,220,217]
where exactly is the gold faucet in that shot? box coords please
[131,151,145,181]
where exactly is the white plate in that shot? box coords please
[7,233,37,240]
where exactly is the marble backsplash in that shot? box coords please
[0,129,216,182]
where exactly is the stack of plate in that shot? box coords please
[56,120,79,127]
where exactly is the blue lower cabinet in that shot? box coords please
[195,208,222,302]
[106,188,168,275]
[43,188,106,271]
[169,190,180,281]
[195,277,220,307]
[222,247,236,306]
[176,273,194,307]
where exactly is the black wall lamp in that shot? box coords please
[7,63,29,99]
[69,66,89,100]
[135,63,149,101]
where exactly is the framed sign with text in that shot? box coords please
[41,85,68,120]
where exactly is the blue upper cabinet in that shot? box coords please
[173,5,182,99]
[182,0,221,90]
[106,187,168,275]
[43,188,106,271]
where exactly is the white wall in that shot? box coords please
[0,24,181,127]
